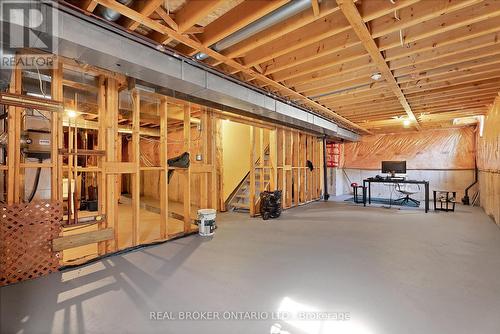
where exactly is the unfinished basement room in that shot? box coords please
[1,0,500,333]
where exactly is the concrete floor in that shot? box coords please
[2,201,500,334]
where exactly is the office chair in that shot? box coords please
[394,183,420,206]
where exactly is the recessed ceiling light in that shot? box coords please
[403,119,411,127]
[371,72,382,81]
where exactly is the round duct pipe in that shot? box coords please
[96,0,133,22]
[194,0,313,61]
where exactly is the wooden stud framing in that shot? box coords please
[105,77,119,252]
[292,131,299,207]
[131,90,140,246]
[97,75,107,255]
[7,55,21,204]
[249,126,256,216]
[159,97,169,239]
[183,103,191,232]
[71,0,500,132]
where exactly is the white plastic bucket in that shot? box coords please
[197,209,216,237]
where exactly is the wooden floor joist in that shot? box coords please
[93,0,371,134]
[336,0,420,130]
[67,0,500,131]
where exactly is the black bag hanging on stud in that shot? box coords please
[168,152,190,168]
[306,160,314,171]
[167,152,190,183]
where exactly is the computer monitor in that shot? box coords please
[381,161,406,176]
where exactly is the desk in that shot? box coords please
[362,178,430,213]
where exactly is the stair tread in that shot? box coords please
[232,203,250,209]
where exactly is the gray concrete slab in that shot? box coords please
[2,202,500,334]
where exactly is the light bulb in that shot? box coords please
[66,109,77,118]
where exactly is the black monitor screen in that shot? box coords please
[381,161,406,174]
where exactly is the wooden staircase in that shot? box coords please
[227,147,271,212]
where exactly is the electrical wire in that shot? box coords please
[34,62,47,98]
[128,90,203,143]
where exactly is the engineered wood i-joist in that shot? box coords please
[78,0,500,132]
[51,59,63,201]
[285,130,292,208]
[292,131,299,207]
[208,112,218,210]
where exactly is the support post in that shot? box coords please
[131,90,140,246]
[249,126,256,216]
[51,58,63,201]
[159,97,168,239]
[269,129,277,190]
[97,75,107,255]
[183,103,191,232]
[7,56,22,204]
[105,77,119,252]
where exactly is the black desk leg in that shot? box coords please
[368,182,371,204]
[363,181,367,206]
[425,182,429,213]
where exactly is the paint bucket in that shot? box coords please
[197,209,216,237]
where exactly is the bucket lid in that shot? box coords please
[198,209,216,215]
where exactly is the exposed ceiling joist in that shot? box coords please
[207,0,342,66]
[176,0,226,33]
[155,7,178,31]
[177,0,290,56]
[93,0,371,134]
[311,0,320,16]
[336,0,421,130]
[73,0,500,133]
[82,0,98,12]
[124,0,164,31]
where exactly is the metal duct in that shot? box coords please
[195,0,312,61]
[95,0,133,22]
